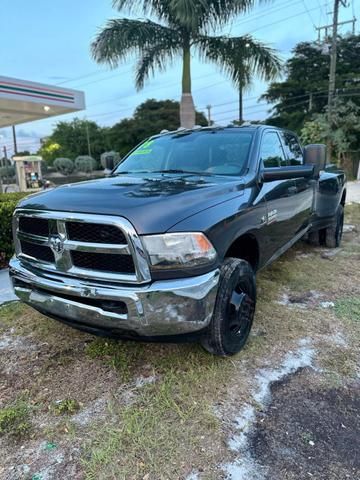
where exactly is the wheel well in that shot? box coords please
[225,234,259,271]
[340,189,346,206]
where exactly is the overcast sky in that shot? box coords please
[0,0,358,155]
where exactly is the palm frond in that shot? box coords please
[112,0,174,23]
[135,44,181,90]
[170,0,259,32]
[91,18,181,68]
[196,34,282,87]
[113,1,269,33]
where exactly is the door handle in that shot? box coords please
[287,186,297,196]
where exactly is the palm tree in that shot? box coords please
[92,0,282,128]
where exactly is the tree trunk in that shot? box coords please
[239,80,243,124]
[180,42,195,129]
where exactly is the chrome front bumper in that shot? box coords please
[9,258,219,337]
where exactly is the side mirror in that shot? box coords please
[304,144,326,178]
[262,165,314,182]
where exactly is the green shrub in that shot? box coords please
[75,155,97,173]
[51,398,80,415]
[0,401,31,437]
[0,166,15,178]
[0,192,29,204]
[0,192,29,264]
[53,157,74,175]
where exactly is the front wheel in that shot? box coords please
[201,258,256,356]
[325,205,344,248]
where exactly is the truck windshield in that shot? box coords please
[114,130,254,176]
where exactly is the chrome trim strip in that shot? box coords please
[13,209,151,284]
[17,256,139,284]
[18,252,54,266]
[15,287,129,325]
[9,258,220,336]
[64,241,131,255]
[18,232,131,254]
[18,231,49,245]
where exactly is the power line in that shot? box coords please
[56,70,108,86]
[317,0,326,23]
[54,1,321,108]
[16,0,326,129]
[53,0,299,90]
[214,86,360,117]
[215,91,360,122]
[231,0,304,29]
[88,83,313,123]
[302,0,318,28]
[74,69,133,89]
[251,4,326,33]
[88,72,214,109]
[84,4,326,119]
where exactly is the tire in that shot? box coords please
[307,230,321,246]
[200,258,256,357]
[325,205,344,248]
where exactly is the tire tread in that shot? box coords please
[201,258,256,357]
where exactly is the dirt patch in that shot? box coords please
[0,204,359,479]
[250,370,360,480]
[0,438,84,480]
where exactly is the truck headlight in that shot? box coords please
[142,233,217,270]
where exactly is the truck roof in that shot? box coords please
[153,124,281,139]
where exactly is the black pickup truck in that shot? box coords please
[9,125,346,356]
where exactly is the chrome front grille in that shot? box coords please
[13,209,151,284]
[66,221,127,244]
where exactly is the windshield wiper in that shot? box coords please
[154,169,190,174]
[114,169,212,176]
[154,169,210,175]
[114,170,151,175]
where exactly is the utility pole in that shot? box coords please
[316,18,356,41]
[328,0,341,121]
[206,105,212,126]
[327,0,349,161]
[3,146,8,165]
[12,125,18,155]
[85,123,92,157]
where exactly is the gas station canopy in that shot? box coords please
[0,75,85,128]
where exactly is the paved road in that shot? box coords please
[0,269,17,305]
[347,181,360,204]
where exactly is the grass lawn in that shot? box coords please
[0,204,359,480]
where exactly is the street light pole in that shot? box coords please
[206,105,212,126]
[12,125,18,155]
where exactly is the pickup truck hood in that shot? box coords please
[18,173,245,234]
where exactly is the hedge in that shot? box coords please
[74,155,98,173]
[0,192,29,266]
[54,157,74,175]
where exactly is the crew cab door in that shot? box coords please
[258,130,298,258]
[279,130,314,234]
